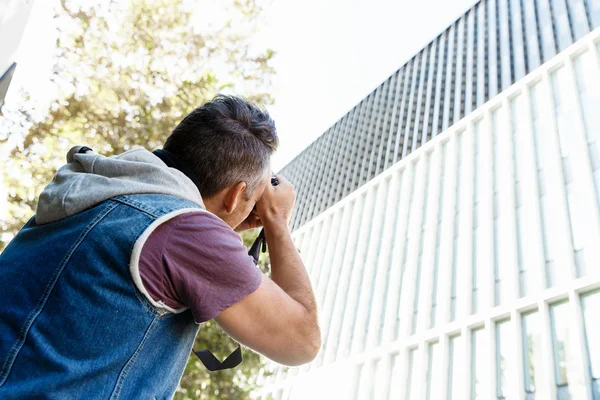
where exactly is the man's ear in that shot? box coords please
[223,181,247,214]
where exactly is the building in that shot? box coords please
[0,0,34,111]
[259,0,600,399]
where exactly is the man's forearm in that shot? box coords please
[263,220,318,315]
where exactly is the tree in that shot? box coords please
[0,0,276,398]
[0,0,275,250]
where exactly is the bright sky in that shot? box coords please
[7,0,478,171]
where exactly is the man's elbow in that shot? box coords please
[298,332,322,365]
[285,321,321,366]
[305,332,322,362]
[277,340,320,366]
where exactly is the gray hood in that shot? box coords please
[36,146,205,224]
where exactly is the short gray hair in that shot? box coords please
[164,95,278,199]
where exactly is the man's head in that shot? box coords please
[164,95,278,228]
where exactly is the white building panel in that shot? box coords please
[260,29,600,400]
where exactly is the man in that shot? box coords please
[0,95,321,399]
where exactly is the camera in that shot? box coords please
[248,175,278,264]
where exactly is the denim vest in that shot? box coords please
[0,194,204,399]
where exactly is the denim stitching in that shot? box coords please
[0,202,120,386]
[109,316,159,399]
[113,196,160,217]
[114,195,198,218]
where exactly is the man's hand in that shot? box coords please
[234,209,262,232]
[235,174,295,232]
[255,174,296,227]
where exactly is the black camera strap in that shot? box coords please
[194,345,243,371]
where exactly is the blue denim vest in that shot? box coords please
[0,194,203,399]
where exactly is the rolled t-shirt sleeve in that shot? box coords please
[139,211,263,323]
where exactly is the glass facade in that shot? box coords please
[260,2,600,399]
[281,0,599,231]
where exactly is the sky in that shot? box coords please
[5,0,478,171]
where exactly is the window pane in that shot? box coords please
[496,319,515,399]
[406,348,420,400]
[487,0,499,98]
[551,0,573,51]
[465,8,475,114]
[550,301,574,398]
[448,335,465,400]
[389,353,402,400]
[582,290,600,400]
[476,3,486,106]
[522,311,543,398]
[510,0,526,80]
[472,328,486,400]
[432,33,446,138]
[422,39,438,145]
[536,0,557,62]
[411,49,429,154]
[427,342,442,400]
[402,54,421,159]
[566,0,590,39]
[442,24,456,132]
[350,363,364,399]
[357,359,376,400]
[453,17,465,125]
[498,0,512,89]
[523,0,541,69]
[589,0,600,27]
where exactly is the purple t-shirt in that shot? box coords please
[139,211,263,323]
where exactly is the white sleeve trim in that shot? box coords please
[130,207,213,315]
